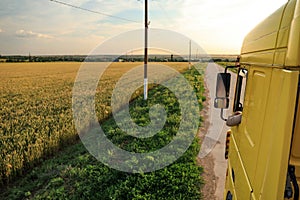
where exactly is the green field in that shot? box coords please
[0,62,206,199]
[216,61,238,73]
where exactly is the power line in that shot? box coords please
[50,0,142,24]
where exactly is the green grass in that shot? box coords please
[216,62,238,73]
[0,66,206,200]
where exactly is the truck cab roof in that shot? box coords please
[241,0,300,68]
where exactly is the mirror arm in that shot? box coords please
[220,108,227,121]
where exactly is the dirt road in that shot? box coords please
[198,63,237,200]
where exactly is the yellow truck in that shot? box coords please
[214,0,300,199]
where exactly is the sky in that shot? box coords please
[0,0,288,55]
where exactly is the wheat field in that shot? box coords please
[0,62,189,184]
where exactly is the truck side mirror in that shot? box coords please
[214,73,231,109]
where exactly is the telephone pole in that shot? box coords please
[189,40,191,69]
[144,0,149,100]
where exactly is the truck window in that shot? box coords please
[233,68,248,112]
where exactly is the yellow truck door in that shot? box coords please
[234,66,272,187]
[252,69,298,199]
[230,68,299,199]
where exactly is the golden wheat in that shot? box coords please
[0,62,189,184]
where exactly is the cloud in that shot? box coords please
[0,29,3,33]
[16,29,53,39]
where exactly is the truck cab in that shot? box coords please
[215,0,300,199]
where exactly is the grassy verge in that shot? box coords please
[0,66,206,200]
[216,62,238,73]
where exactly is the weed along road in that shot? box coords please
[199,62,237,200]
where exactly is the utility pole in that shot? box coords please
[29,52,31,62]
[189,40,191,70]
[144,0,149,100]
